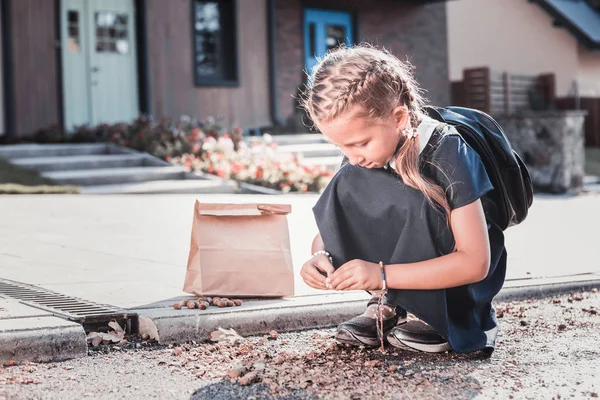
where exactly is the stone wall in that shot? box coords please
[495,111,587,194]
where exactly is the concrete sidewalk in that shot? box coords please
[1,193,600,361]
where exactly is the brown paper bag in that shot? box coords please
[183,201,295,297]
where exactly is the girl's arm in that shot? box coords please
[385,199,491,289]
[311,233,326,254]
[326,199,491,291]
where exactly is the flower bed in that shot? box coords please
[28,116,334,193]
[170,135,334,193]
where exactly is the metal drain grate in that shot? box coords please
[0,278,137,331]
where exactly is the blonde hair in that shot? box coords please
[301,44,451,220]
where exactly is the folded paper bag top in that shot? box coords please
[184,201,295,298]
[196,202,292,216]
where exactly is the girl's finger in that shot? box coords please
[315,259,335,276]
[332,274,356,291]
[344,282,364,291]
[306,265,328,285]
[335,279,354,291]
[328,269,353,289]
[303,274,327,290]
[329,263,350,279]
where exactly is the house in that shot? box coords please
[446,0,600,146]
[0,0,451,140]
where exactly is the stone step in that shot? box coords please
[270,133,326,146]
[584,182,600,193]
[301,156,343,168]
[42,166,188,186]
[0,143,123,160]
[583,175,600,185]
[81,178,239,194]
[276,143,341,158]
[11,153,158,172]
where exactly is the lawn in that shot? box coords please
[585,147,600,177]
[0,158,79,194]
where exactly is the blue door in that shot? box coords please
[304,9,353,76]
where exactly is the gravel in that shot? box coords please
[1,289,598,400]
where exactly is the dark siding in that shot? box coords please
[146,0,271,129]
[274,0,303,125]
[0,2,5,135]
[11,0,60,136]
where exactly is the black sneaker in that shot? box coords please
[387,320,451,353]
[335,296,407,347]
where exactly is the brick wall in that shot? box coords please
[273,0,450,129]
[360,1,450,108]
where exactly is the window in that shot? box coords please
[326,25,346,51]
[95,12,130,54]
[192,0,238,86]
[67,10,80,53]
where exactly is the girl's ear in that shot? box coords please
[392,106,410,130]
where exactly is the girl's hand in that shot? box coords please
[326,259,382,291]
[300,254,335,290]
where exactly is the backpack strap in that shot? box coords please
[417,114,445,156]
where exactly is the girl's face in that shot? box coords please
[317,106,409,169]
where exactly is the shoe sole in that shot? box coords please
[386,333,451,353]
[335,328,380,347]
[335,317,408,348]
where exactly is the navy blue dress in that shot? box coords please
[312,124,507,354]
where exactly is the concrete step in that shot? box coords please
[584,183,600,193]
[270,133,326,146]
[276,143,341,158]
[42,166,187,186]
[11,153,158,172]
[0,143,124,160]
[81,178,239,194]
[301,156,343,168]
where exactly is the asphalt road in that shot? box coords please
[1,289,599,400]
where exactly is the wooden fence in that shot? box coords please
[451,67,600,147]
[451,67,556,116]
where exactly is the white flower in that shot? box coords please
[202,136,217,151]
[215,137,235,155]
[262,133,273,144]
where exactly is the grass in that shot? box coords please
[585,147,600,177]
[0,158,79,194]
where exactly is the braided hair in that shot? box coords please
[301,44,452,221]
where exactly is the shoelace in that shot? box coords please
[376,289,388,352]
[375,261,388,352]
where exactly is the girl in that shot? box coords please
[299,45,506,355]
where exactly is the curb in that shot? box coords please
[3,276,598,362]
[136,293,369,345]
[0,317,87,364]
[496,276,600,302]
[0,299,87,364]
[136,276,600,345]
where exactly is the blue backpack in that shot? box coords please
[424,106,534,230]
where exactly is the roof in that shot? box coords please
[533,0,600,49]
